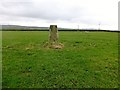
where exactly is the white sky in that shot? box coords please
[0,0,119,30]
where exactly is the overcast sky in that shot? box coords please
[0,0,119,30]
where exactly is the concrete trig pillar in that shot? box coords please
[44,25,64,49]
[49,25,58,43]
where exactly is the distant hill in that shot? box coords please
[1,25,49,30]
[0,25,118,32]
[1,25,68,31]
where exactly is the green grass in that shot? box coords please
[2,31,118,88]
[0,31,2,89]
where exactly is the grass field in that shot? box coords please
[2,31,118,88]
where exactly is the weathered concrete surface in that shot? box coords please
[49,25,58,42]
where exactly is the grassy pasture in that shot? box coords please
[2,31,118,88]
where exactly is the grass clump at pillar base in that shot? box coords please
[43,41,64,49]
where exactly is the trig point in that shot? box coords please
[49,25,58,43]
[44,25,64,49]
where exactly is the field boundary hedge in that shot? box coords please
[1,29,119,32]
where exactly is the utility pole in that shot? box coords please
[77,25,79,31]
[98,22,101,30]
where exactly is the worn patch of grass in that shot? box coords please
[2,31,118,88]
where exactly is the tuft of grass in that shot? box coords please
[2,31,118,88]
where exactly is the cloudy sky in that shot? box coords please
[0,0,119,30]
